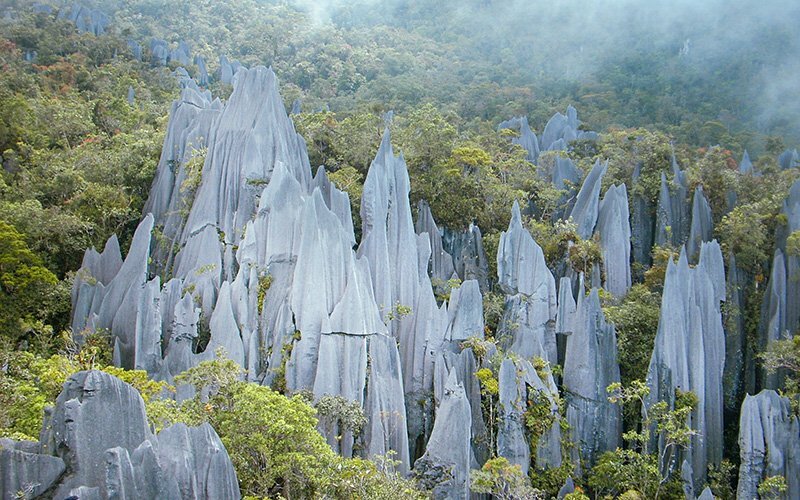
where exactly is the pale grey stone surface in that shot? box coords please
[645,242,726,488]
[563,289,621,472]
[569,159,607,239]
[687,185,713,263]
[597,183,631,297]
[497,358,562,474]
[413,371,471,500]
[736,390,800,500]
[2,371,239,499]
[497,202,557,364]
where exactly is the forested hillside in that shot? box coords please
[1,1,799,499]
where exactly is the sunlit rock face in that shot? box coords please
[71,67,476,473]
[497,357,562,474]
[736,390,800,500]
[1,370,238,500]
[645,241,726,489]
[563,288,621,473]
[597,183,631,297]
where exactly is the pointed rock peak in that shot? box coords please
[259,160,304,212]
[739,150,754,174]
[313,165,329,185]
[444,368,461,395]
[677,245,690,269]
[510,200,522,228]
[376,127,394,160]
[586,287,602,311]
[102,234,122,260]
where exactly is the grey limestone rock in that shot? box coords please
[364,334,411,474]
[696,486,715,500]
[46,371,152,498]
[179,66,311,279]
[441,223,489,292]
[218,55,243,85]
[157,422,241,499]
[150,38,169,66]
[169,41,191,67]
[739,150,755,175]
[497,357,562,474]
[563,289,621,473]
[687,185,713,263]
[569,159,607,239]
[778,148,799,170]
[416,199,456,288]
[59,4,109,36]
[432,349,488,466]
[540,106,596,152]
[194,55,209,86]
[290,98,302,115]
[762,250,787,390]
[655,157,690,247]
[498,116,540,162]
[723,253,746,416]
[444,280,484,343]
[556,277,577,337]
[127,40,142,61]
[0,443,65,499]
[760,179,800,389]
[5,370,241,499]
[631,163,655,270]
[497,201,558,364]
[414,371,471,499]
[557,477,576,499]
[645,242,726,487]
[736,390,799,500]
[597,183,631,297]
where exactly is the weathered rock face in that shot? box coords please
[563,288,621,473]
[498,116,540,162]
[441,224,490,292]
[540,106,597,152]
[736,390,800,500]
[497,357,562,474]
[416,199,456,289]
[569,160,608,240]
[1,370,239,499]
[597,183,631,297]
[687,185,713,263]
[413,371,472,499]
[723,253,747,418]
[631,163,655,271]
[58,4,109,36]
[739,150,755,175]
[219,55,244,84]
[778,148,799,170]
[645,242,726,487]
[759,178,800,390]
[0,440,65,499]
[657,155,691,248]
[497,201,558,364]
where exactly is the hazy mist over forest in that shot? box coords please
[292,0,800,141]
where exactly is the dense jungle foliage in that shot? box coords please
[1,1,799,498]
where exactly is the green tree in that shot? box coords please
[0,220,58,344]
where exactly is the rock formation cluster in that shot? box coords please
[57,44,798,498]
[1,371,239,499]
